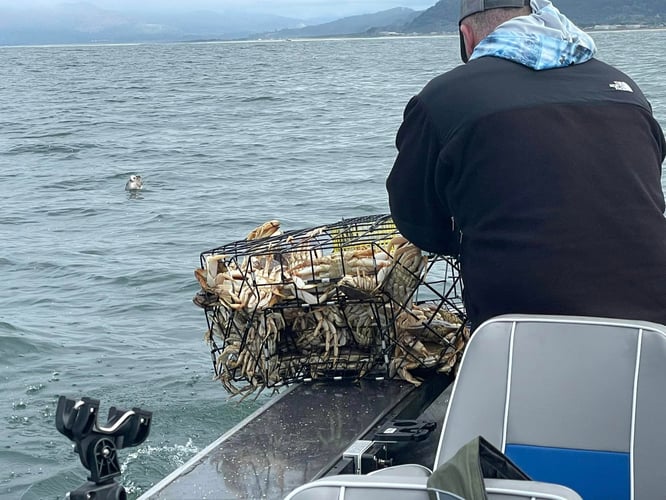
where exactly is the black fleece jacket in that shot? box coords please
[387,56,666,328]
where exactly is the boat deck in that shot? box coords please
[139,379,451,500]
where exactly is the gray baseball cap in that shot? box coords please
[459,0,530,62]
[460,0,530,22]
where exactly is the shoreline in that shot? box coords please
[1,26,665,49]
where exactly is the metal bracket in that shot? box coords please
[373,419,437,442]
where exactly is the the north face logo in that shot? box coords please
[609,81,633,92]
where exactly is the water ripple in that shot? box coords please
[4,144,83,155]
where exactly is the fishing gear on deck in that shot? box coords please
[55,396,152,500]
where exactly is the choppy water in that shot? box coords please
[1,31,665,499]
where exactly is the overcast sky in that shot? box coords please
[0,0,437,19]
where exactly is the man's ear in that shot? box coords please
[460,23,476,61]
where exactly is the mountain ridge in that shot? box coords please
[260,8,421,39]
[405,0,666,34]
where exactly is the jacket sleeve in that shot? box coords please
[386,95,460,256]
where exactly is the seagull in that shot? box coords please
[125,175,143,191]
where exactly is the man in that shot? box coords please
[386,0,666,329]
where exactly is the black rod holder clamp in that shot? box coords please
[373,419,437,442]
[55,396,152,500]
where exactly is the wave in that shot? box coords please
[46,206,100,217]
[0,256,14,266]
[0,216,38,225]
[21,440,202,500]
[0,332,55,358]
[20,131,75,139]
[5,144,80,155]
[241,95,282,102]
[16,469,85,500]
[3,142,98,155]
[41,180,98,191]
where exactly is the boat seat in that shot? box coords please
[283,474,456,500]
[284,474,581,500]
[368,464,432,478]
[436,314,666,500]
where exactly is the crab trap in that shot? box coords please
[193,214,468,396]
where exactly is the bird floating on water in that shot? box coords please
[125,175,143,191]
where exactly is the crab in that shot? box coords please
[245,219,281,240]
[388,332,436,386]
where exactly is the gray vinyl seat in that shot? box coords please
[283,471,461,500]
[436,314,666,499]
[286,314,666,500]
[284,471,580,500]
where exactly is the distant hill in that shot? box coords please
[402,0,459,33]
[403,0,666,34]
[261,8,420,39]
[0,2,305,45]
[258,0,666,41]
[553,0,666,26]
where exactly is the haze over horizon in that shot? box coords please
[0,0,440,46]
[0,0,436,20]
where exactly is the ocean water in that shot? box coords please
[1,31,665,499]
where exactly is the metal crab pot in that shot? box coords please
[193,214,468,396]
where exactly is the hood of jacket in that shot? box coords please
[469,0,597,70]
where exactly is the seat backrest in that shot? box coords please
[283,475,461,500]
[434,314,666,500]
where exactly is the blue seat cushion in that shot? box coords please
[505,444,630,500]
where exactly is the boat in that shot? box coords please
[137,314,666,500]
